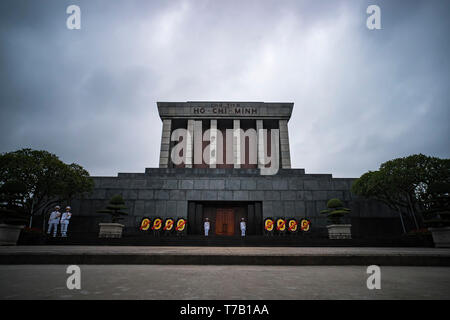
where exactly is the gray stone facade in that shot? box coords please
[157,101,293,120]
[70,168,400,237]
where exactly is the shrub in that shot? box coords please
[326,198,344,209]
[97,194,128,223]
[320,198,351,224]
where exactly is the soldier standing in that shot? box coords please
[47,206,61,237]
[204,218,210,237]
[60,206,72,237]
[240,218,246,237]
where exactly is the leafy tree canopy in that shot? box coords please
[0,148,94,218]
[352,154,450,228]
[0,180,28,225]
[97,194,128,223]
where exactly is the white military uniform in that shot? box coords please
[47,210,61,237]
[240,220,246,236]
[204,221,210,236]
[60,211,72,237]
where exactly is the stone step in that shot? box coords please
[1,246,449,266]
[19,233,434,247]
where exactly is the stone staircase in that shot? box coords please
[31,232,434,247]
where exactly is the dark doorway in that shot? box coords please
[187,201,262,236]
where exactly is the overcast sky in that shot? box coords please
[1,0,449,177]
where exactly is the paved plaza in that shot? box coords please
[0,264,449,299]
[1,246,449,299]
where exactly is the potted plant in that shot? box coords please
[97,194,127,238]
[422,182,450,248]
[0,181,29,245]
[320,198,352,239]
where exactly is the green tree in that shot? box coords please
[59,163,94,202]
[0,181,28,225]
[352,154,450,232]
[97,195,128,223]
[352,170,409,233]
[421,181,450,227]
[320,198,351,224]
[0,148,94,223]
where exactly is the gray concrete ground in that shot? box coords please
[0,265,449,299]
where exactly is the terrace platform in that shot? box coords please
[1,245,449,266]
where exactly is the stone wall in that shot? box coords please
[68,168,401,236]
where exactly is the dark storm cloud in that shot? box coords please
[0,0,449,177]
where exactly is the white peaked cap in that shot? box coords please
[66,206,71,210]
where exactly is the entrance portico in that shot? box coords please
[187,201,263,236]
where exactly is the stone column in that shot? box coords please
[193,120,203,166]
[279,119,291,169]
[233,119,240,168]
[256,120,265,168]
[209,120,217,168]
[159,119,172,168]
[185,119,194,168]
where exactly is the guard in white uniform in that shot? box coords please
[204,218,210,237]
[240,218,246,237]
[60,206,72,237]
[47,206,61,237]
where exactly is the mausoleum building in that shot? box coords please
[70,101,401,238]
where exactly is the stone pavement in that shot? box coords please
[1,246,450,265]
[1,265,450,299]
